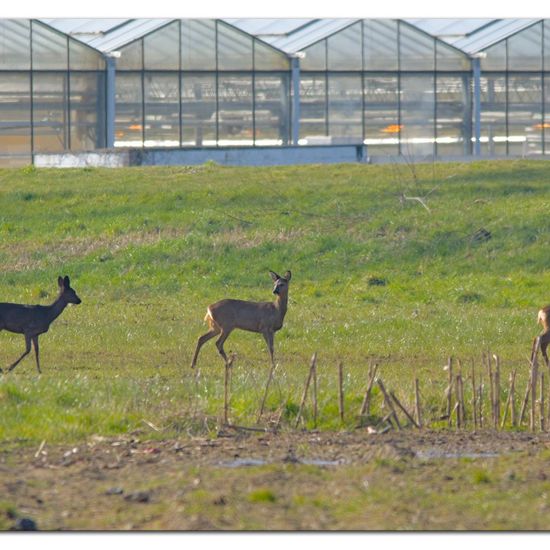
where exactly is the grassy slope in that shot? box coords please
[0,160,549,442]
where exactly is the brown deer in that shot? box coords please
[0,276,81,374]
[191,270,291,369]
[531,305,550,367]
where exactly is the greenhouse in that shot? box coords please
[1,17,550,166]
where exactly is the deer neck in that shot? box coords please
[46,294,69,323]
[274,291,288,321]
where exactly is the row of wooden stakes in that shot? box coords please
[220,347,549,433]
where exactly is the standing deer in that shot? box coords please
[0,276,81,374]
[191,270,291,369]
[531,305,550,367]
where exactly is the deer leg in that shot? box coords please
[541,333,550,368]
[262,331,275,366]
[31,336,41,374]
[215,331,232,365]
[7,334,32,372]
[191,328,220,369]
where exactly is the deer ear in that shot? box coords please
[269,270,280,281]
[64,276,71,287]
[284,271,291,281]
[58,276,64,288]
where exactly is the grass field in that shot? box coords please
[0,159,549,441]
[1,159,550,530]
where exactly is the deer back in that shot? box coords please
[208,299,281,333]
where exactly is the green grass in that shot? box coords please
[0,159,549,443]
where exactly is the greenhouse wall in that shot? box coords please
[0,19,107,166]
[114,20,291,149]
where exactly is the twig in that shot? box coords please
[446,357,453,427]
[414,377,422,428]
[338,361,345,423]
[142,419,163,432]
[541,372,546,432]
[493,354,501,429]
[360,364,379,417]
[390,390,420,428]
[377,379,401,430]
[295,353,317,428]
[34,439,46,458]
[519,374,532,426]
[258,362,277,422]
[471,360,478,430]
[223,356,234,426]
[501,370,516,429]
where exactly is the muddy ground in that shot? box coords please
[2,429,550,531]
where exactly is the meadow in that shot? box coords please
[0,159,549,442]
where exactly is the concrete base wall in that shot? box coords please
[34,145,367,168]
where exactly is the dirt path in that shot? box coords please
[2,429,550,530]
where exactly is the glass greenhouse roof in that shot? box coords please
[37,18,546,57]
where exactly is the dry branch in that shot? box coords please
[294,353,317,428]
[360,363,379,417]
[390,390,420,428]
[377,379,401,430]
[338,361,345,422]
[414,377,422,428]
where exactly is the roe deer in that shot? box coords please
[0,276,81,374]
[191,270,291,369]
[531,305,550,367]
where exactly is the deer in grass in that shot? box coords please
[191,270,291,369]
[531,305,550,368]
[0,276,81,374]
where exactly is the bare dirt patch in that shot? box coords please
[2,429,550,531]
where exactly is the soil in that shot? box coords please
[2,429,550,531]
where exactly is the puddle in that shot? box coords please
[416,449,500,460]
[218,457,345,468]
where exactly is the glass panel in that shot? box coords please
[144,73,180,147]
[218,73,253,145]
[480,75,506,155]
[32,72,69,152]
[508,75,542,155]
[544,74,550,154]
[144,21,180,70]
[364,74,399,155]
[301,41,326,71]
[118,40,143,70]
[328,74,362,143]
[254,40,289,71]
[481,41,506,71]
[363,19,398,71]
[0,72,31,159]
[115,72,143,146]
[181,19,216,70]
[32,21,68,70]
[508,23,542,71]
[299,73,327,142]
[0,19,31,69]
[70,72,106,150]
[69,39,105,70]
[436,75,470,156]
[545,20,550,72]
[327,22,362,71]
[400,75,435,157]
[436,41,470,71]
[217,23,253,71]
[254,73,290,145]
[399,23,434,71]
[181,73,217,146]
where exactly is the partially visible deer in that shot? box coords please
[191,270,291,369]
[531,305,550,367]
[0,276,81,374]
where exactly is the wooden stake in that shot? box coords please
[531,353,539,432]
[414,377,422,428]
[510,369,517,428]
[488,362,495,429]
[377,379,401,430]
[445,357,453,423]
[360,364,379,417]
[223,357,233,425]
[338,361,345,423]
[501,370,516,429]
[455,375,462,429]
[493,354,501,429]
[312,357,318,428]
[295,353,317,428]
[258,362,277,422]
[541,372,545,432]
[519,374,532,426]
[390,390,420,428]
[471,360,478,430]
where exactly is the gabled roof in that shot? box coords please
[39,18,174,52]
[225,18,358,54]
